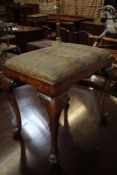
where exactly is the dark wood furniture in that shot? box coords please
[0,5,6,21]
[0,52,16,91]
[2,43,113,164]
[79,21,105,35]
[88,34,117,95]
[88,34,117,49]
[48,14,88,31]
[27,39,53,51]
[26,27,72,51]
[27,13,48,26]
[6,4,39,24]
[12,25,46,53]
[0,22,20,57]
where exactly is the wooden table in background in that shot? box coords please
[12,25,45,53]
[27,14,48,26]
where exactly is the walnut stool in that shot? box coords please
[1,43,113,164]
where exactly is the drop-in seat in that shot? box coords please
[1,43,113,164]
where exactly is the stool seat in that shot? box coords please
[4,43,112,96]
[2,43,113,164]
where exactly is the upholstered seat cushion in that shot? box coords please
[4,43,111,84]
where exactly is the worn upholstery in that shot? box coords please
[4,43,111,84]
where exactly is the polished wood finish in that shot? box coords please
[0,22,19,56]
[6,4,39,24]
[12,25,45,53]
[48,14,86,23]
[2,47,113,165]
[26,28,72,51]
[79,21,105,35]
[75,21,105,45]
[27,14,48,26]
[88,35,117,60]
[39,92,68,163]
[87,33,117,102]
[0,85,117,174]
[88,34,117,49]
[48,14,87,31]
[1,76,21,133]
[0,53,16,71]
[27,39,53,51]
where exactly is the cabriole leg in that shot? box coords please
[8,88,22,134]
[39,92,68,164]
[99,78,112,122]
[1,76,22,134]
